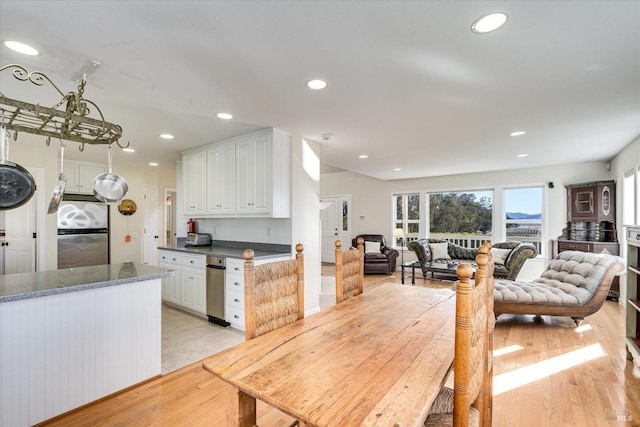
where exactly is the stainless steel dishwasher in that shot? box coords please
[206,255,230,327]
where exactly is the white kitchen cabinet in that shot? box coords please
[181,128,291,218]
[159,250,180,305]
[235,132,271,214]
[182,150,207,215]
[63,160,106,194]
[159,250,206,316]
[207,142,236,215]
[225,255,291,332]
[225,258,245,330]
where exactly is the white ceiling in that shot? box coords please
[1,1,639,180]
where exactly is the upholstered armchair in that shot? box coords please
[352,234,399,274]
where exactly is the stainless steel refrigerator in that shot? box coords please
[57,194,110,269]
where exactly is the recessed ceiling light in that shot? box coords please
[394,168,401,171]
[510,131,526,136]
[122,148,135,153]
[359,154,368,159]
[471,12,509,34]
[149,162,159,166]
[516,153,528,158]
[4,41,39,56]
[160,134,174,140]
[217,112,233,120]
[306,79,328,90]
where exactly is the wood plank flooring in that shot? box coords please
[39,272,640,427]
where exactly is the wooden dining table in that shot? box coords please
[202,282,456,427]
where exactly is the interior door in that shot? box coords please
[320,197,338,263]
[143,184,159,265]
[5,193,36,274]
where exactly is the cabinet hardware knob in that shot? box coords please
[234,298,240,302]
[234,314,240,319]
[234,282,240,286]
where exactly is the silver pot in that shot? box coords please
[93,144,128,204]
[0,124,36,210]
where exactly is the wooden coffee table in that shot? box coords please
[401,260,476,284]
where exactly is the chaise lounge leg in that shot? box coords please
[572,317,583,327]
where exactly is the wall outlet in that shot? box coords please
[131,232,138,239]
[267,227,271,237]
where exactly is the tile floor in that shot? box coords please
[161,264,338,374]
[161,304,244,374]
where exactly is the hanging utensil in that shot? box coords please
[47,140,67,214]
[0,124,37,210]
[93,144,128,204]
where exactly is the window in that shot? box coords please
[429,191,493,248]
[394,193,420,246]
[392,186,545,256]
[623,167,637,226]
[505,187,543,255]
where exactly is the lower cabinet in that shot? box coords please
[225,255,291,332]
[159,250,206,316]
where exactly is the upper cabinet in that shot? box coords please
[206,142,235,215]
[183,150,207,215]
[182,128,291,218]
[567,181,615,221]
[63,160,106,194]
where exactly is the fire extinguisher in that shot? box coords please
[187,219,196,234]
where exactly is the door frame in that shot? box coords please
[320,194,352,263]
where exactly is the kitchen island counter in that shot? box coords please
[0,263,170,426]
[0,262,173,303]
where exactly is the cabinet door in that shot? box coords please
[571,186,595,219]
[251,132,271,213]
[183,151,207,215]
[62,163,80,192]
[78,164,105,194]
[235,139,254,214]
[235,133,271,214]
[159,262,176,301]
[192,268,206,314]
[180,268,196,309]
[207,143,236,215]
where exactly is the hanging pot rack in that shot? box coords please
[0,63,128,151]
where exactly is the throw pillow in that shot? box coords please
[491,248,511,265]
[364,241,381,254]
[429,242,451,260]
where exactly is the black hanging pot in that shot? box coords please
[0,125,36,211]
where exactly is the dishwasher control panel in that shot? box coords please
[206,255,226,268]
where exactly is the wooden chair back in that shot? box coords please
[452,246,494,426]
[335,237,364,304]
[243,244,305,341]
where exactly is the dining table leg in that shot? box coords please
[225,382,256,427]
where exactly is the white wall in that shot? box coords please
[291,135,321,314]
[610,134,640,304]
[320,160,615,279]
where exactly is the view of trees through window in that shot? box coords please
[394,187,543,254]
[430,192,492,234]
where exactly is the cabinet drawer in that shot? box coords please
[180,254,206,268]
[225,306,245,330]
[558,241,592,252]
[159,250,180,265]
[226,289,244,309]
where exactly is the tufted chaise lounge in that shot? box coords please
[494,250,624,326]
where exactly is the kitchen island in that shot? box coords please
[0,263,174,427]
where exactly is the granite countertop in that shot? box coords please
[0,263,174,304]
[158,240,292,260]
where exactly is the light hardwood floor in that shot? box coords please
[40,272,640,426]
